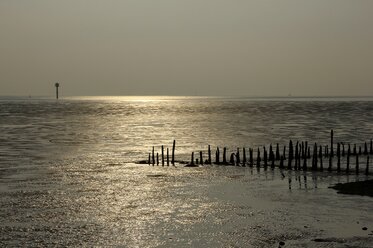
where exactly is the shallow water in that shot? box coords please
[1,96,373,247]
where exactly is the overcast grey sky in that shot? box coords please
[0,0,372,97]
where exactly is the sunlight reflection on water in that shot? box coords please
[1,97,373,247]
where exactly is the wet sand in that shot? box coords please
[1,162,373,247]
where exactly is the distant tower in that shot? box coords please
[55,82,60,99]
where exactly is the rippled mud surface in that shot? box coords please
[1,162,373,247]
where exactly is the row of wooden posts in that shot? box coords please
[147,130,372,175]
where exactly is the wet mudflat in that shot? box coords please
[1,160,373,247]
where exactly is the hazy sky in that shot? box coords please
[1,0,372,97]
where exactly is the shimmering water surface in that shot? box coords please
[1,96,373,247]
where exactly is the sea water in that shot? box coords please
[1,96,373,247]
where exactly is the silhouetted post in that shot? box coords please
[161,145,165,166]
[312,143,317,171]
[353,144,357,155]
[172,140,176,165]
[294,142,299,170]
[366,156,370,175]
[328,156,332,171]
[216,147,220,164]
[303,148,307,170]
[330,129,334,157]
[283,145,286,160]
[307,147,311,159]
[319,145,323,171]
[276,143,280,160]
[279,156,284,169]
[256,148,261,167]
[301,142,305,159]
[55,82,60,99]
[152,146,155,166]
[156,153,159,166]
[356,154,359,174]
[346,146,350,172]
[230,153,235,164]
[288,140,293,169]
[223,147,227,164]
[191,152,194,166]
[148,153,151,166]
[208,145,211,164]
[337,143,341,172]
[269,144,273,161]
[236,148,240,165]
[250,148,254,167]
[167,148,169,166]
[200,151,203,165]
[264,147,268,168]
[242,148,247,166]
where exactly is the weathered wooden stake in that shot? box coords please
[283,145,287,160]
[319,145,323,171]
[356,154,359,174]
[156,153,159,166]
[346,146,350,172]
[191,152,194,166]
[330,129,334,157]
[167,148,169,166]
[172,140,176,165]
[148,153,151,166]
[337,143,341,172]
[208,145,211,164]
[161,145,165,166]
[294,142,299,170]
[366,156,370,175]
[200,151,203,165]
[236,148,240,166]
[152,146,155,165]
[216,147,220,164]
[230,153,235,164]
[279,156,284,169]
[249,148,254,167]
[353,144,357,155]
[223,147,227,164]
[242,148,247,166]
[264,147,268,168]
[256,148,261,167]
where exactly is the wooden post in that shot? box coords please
[283,145,286,160]
[366,156,370,175]
[303,147,307,170]
[288,140,293,169]
[200,151,203,165]
[249,148,253,167]
[55,82,60,99]
[208,145,211,164]
[279,155,284,169]
[230,153,235,164]
[305,141,308,159]
[161,145,165,166]
[264,147,268,168]
[353,144,357,155]
[330,129,334,157]
[346,146,350,173]
[276,143,280,160]
[356,154,359,174]
[223,147,227,164]
[256,148,261,167]
[242,148,247,166]
[271,150,275,169]
[269,144,273,161]
[152,146,155,166]
[172,140,176,165]
[148,153,151,166]
[236,148,240,166]
[312,143,317,171]
[156,153,159,166]
[191,152,194,166]
[328,156,332,171]
[307,147,311,159]
[215,147,220,164]
[337,143,341,172]
[301,142,305,159]
[294,141,299,170]
[319,145,323,171]
[167,148,169,166]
